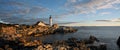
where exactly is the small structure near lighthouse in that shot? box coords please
[49,15,53,26]
[35,21,46,26]
[35,15,53,26]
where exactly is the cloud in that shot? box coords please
[68,0,77,3]
[58,22,78,24]
[101,12,111,15]
[0,0,49,24]
[111,18,120,22]
[96,20,111,22]
[96,18,120,22]
[0,1,48,17]
[0,19,9,24]
[60,22,120,26]
[29,6,48,14]
[60,20,120,26]
[97,0,120,9]
[61,0,120,16]
[0,1,25,6]
[0,16,49,24]
[96,3,114,10]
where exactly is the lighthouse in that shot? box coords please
[49,15,52,26]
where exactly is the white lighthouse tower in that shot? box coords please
[49,15,52,26]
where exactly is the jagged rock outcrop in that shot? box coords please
[54,27,77,34]
[86,36,107,50]
[52,24,59,29]
[89,35,99,43]
[0,35,106,50]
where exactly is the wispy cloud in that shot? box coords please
[60,20,120,26]
[0,0,49,24]
[29,6,48,14]
[0,16,49,24]
[0,1,25,6]
[96,18,120,22]
[111,18,120,22]
[0,1,49,17]
[101,12,111,15]
[96,20,111,22]
[59,18,120,26]
[69,0,77,3]
[59,0,120,17]
[0,19,9,24]
[58,22,79,25]
[97,0,120,9]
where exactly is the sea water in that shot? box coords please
[38,26,120,50]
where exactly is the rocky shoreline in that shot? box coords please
[0,22,77,37]
[0,35,107,50]
[0,22,107,50]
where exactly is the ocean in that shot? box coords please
[38,26,120,50]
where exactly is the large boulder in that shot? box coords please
[35,45,44,50]
[44,44,52,48]
[58,46,67,50]
[54,27,77,34]
[89,36,99,44]
[117,36,120,47]
[87,42,107,50]
[52,24,59,29]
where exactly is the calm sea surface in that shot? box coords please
[37,26,120,50]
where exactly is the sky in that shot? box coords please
[0,0,120,26]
